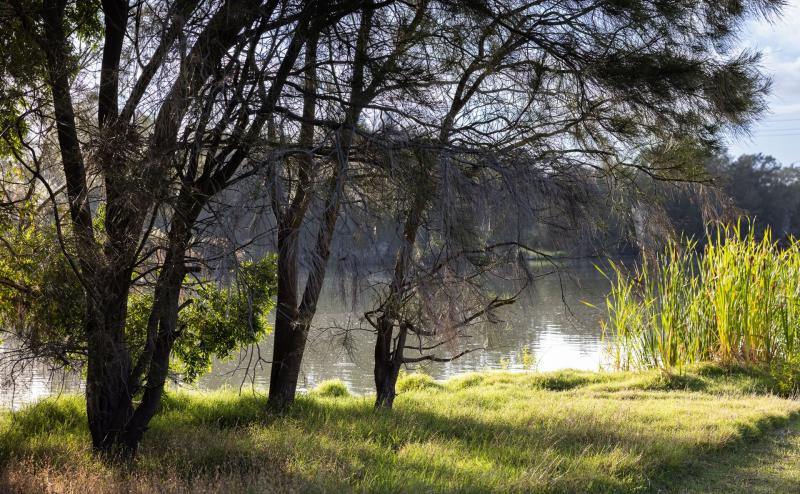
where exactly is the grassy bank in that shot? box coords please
[1,365,799,493]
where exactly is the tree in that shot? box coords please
[263,0,433,410]
[0,0,358,457]
[663,153,800,243]
[354,0,782,407]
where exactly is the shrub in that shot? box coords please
[313,379,351,398]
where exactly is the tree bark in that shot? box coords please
[84,279,135,455]
[267,2,375,411]
[267,226,305,410]
[374,317,404,409]
[371,160,430,408]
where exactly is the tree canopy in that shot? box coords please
[0,0,783,457]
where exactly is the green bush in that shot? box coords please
[312,379,351,398]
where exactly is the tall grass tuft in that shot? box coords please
[602,223,800,390]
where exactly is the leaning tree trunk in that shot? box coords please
[373,193,426,409]
[116,202,197,455]
[268,182,342,410]
[119,261,185,454]
[84,211,192,457]
[267,3,379,409]
[267,28,319,410]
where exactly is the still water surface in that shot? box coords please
[0,261,613,409]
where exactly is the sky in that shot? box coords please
[726,0,800,165]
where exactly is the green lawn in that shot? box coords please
[661,416,800,493]
[1,365,798,493]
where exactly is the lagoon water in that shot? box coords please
[0,261,612,409]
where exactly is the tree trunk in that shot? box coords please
[267,103,351,413]
[374,317,402,409]
[267,232,301,410]
[84,271,135,457]
[267,196,339,411]
[267,227,309,411]
[267,194,340,411]
[118,275,182,454]
[268,321,309,410]
[117,208,195,455]
[84,213,191,458]
[372,188,426,409]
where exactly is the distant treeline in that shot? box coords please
[667,154,800,244]
[317,152,800,262]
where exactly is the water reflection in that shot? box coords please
[0,362,84,411]
[199,260,611,394]
[0,261,613,408]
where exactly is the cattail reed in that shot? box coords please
[602,223,800,375]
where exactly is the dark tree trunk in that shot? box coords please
[267,176,344,410]
[268,320,309,410]
[374,317,403,409]
[84,211,192,458]
[267,227,305,411]
[372,183,427,409]
[267,185,341,410]
[117,205,196,455]
[267,26,329,411]
[84,287,135,456]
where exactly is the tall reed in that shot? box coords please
[602,224,800,379]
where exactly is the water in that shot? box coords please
[0,261,612,409]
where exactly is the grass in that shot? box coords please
[1,365,799,493]
[602,224,800,392]
[661,418,800,493]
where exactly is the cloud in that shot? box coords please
[726,1,800,164]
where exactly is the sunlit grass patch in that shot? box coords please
[396,372,442,392]
[1,368,799,493]
[312,379,351,398]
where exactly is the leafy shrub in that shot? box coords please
[127,256,278,382]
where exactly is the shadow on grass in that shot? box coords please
[1,368,796,493]
[657,417,800,494]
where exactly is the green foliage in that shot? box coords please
[0,191,278,381]
[0,200,84,355]
[602,222,800,393]
[174,257,277,381]
[127,256,278,382]
[65,1,103,42]
[312,379,351,398]
[2,369,799,493]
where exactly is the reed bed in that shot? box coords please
[602,224,800,390]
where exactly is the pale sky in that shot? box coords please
[726,0,800,165]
